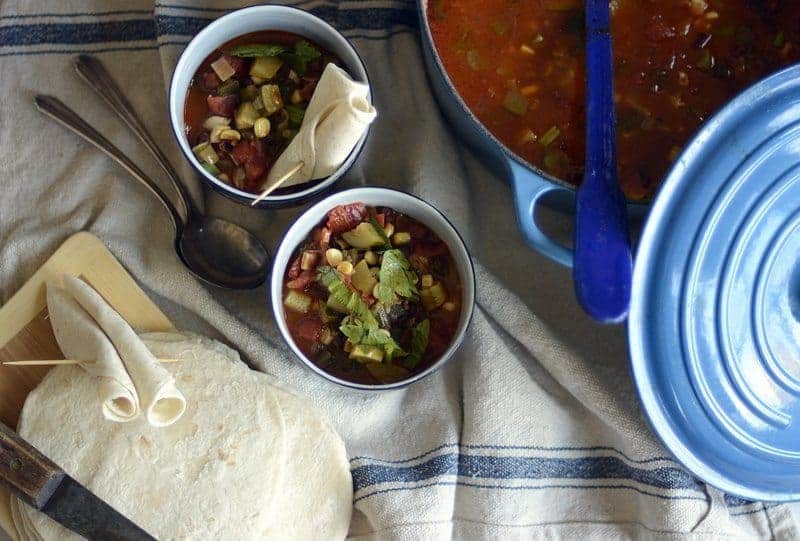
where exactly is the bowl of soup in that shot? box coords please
[418,0,800,265]
[270,187,476,390]
[169,5,371,207]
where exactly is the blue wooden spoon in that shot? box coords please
[574,0,632,323]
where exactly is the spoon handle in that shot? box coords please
[73,55,196,221]
[34,95,184,234]
[574,0,632,323]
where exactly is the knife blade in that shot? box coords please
[0,422,154,540]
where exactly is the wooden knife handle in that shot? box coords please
[0,421,64,509]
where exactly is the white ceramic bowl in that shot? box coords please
[271,187,476,390]
[168,5,371,207]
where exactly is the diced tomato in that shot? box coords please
[202,70,221,91]
[299,78,319,101]
[207,94,238,117]
[326,203,367,234]
[295,318,323,343]
[287,255,302,280]
[372,213,386,227]
[222,53,248,77]
[286,270,315,290]
[311,227,331,251]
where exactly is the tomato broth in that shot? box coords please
[428,0,800,200]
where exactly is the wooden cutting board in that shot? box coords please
[0,232,174,540]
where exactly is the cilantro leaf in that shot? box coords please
[280,40,322,76]
[403,319,430,369]
[317,266,377,328]
[368,216,392,251]
[376,250,419,304]
[227,44,288,57]
[340,318,405,362]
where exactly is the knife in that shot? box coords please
[0,422,154,540]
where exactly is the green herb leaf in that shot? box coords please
[227,44,288,57]
[280,40,322,76]
[340,318,405,361]
[285,104,306,127]
[403,319,430,369]
[376,250,419,305]
[317,266,377,327]
[368,216,392,251]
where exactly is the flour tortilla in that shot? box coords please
[14,332,286,540]
[47,284,139,422]
[62,276,185,427]
[262,385,353,540]
[13,332,353,540]
[265,63,376,188]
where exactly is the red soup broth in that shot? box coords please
[428,0,800,200]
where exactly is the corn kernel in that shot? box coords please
[383,223,395,237]
[291,89,303,104]
[364,251,378,265]
[219,129,242,142]
[392,232,411,246]
[443,302,457,312]
[325,248,343,266]
[421,274,434,288]
[372,282,381,298]
[254,117,271,139]
[336,261,354,275]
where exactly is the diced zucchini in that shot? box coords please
[250,56,284,79]
[234,101,259,130]
[350,344,385,363]
[341,222,385,249]
[260,84,284,115]
[284,290,312,313]
[211,56,235,81]
[192,142,219,165]
[421,282,447,311]
[327,294,349,314]
[392,232,411,246]
[351,260,377,295]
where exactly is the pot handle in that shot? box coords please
[509,160,574,268]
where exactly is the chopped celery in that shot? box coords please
[201,162,220,176]
[503,89,528,116]
[539,126,560,147]
[192,142,219,165]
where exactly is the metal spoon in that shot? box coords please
[573,0,632,323]
[35,95,269,289]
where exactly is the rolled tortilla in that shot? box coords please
[265,63,376,188]
[47,284,139,423]
[61,276,186,427]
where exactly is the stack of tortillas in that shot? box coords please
[10,279,352,540]
[264,63,377,189]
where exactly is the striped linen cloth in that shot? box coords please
[0,1,797,539]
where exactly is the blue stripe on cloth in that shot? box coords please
[353,479,710,504]
[351,453,704,494]
[0,9,153,20]
[0,8,416,48]
[351,443,678,466]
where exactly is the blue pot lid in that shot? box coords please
[629,64,800,501]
